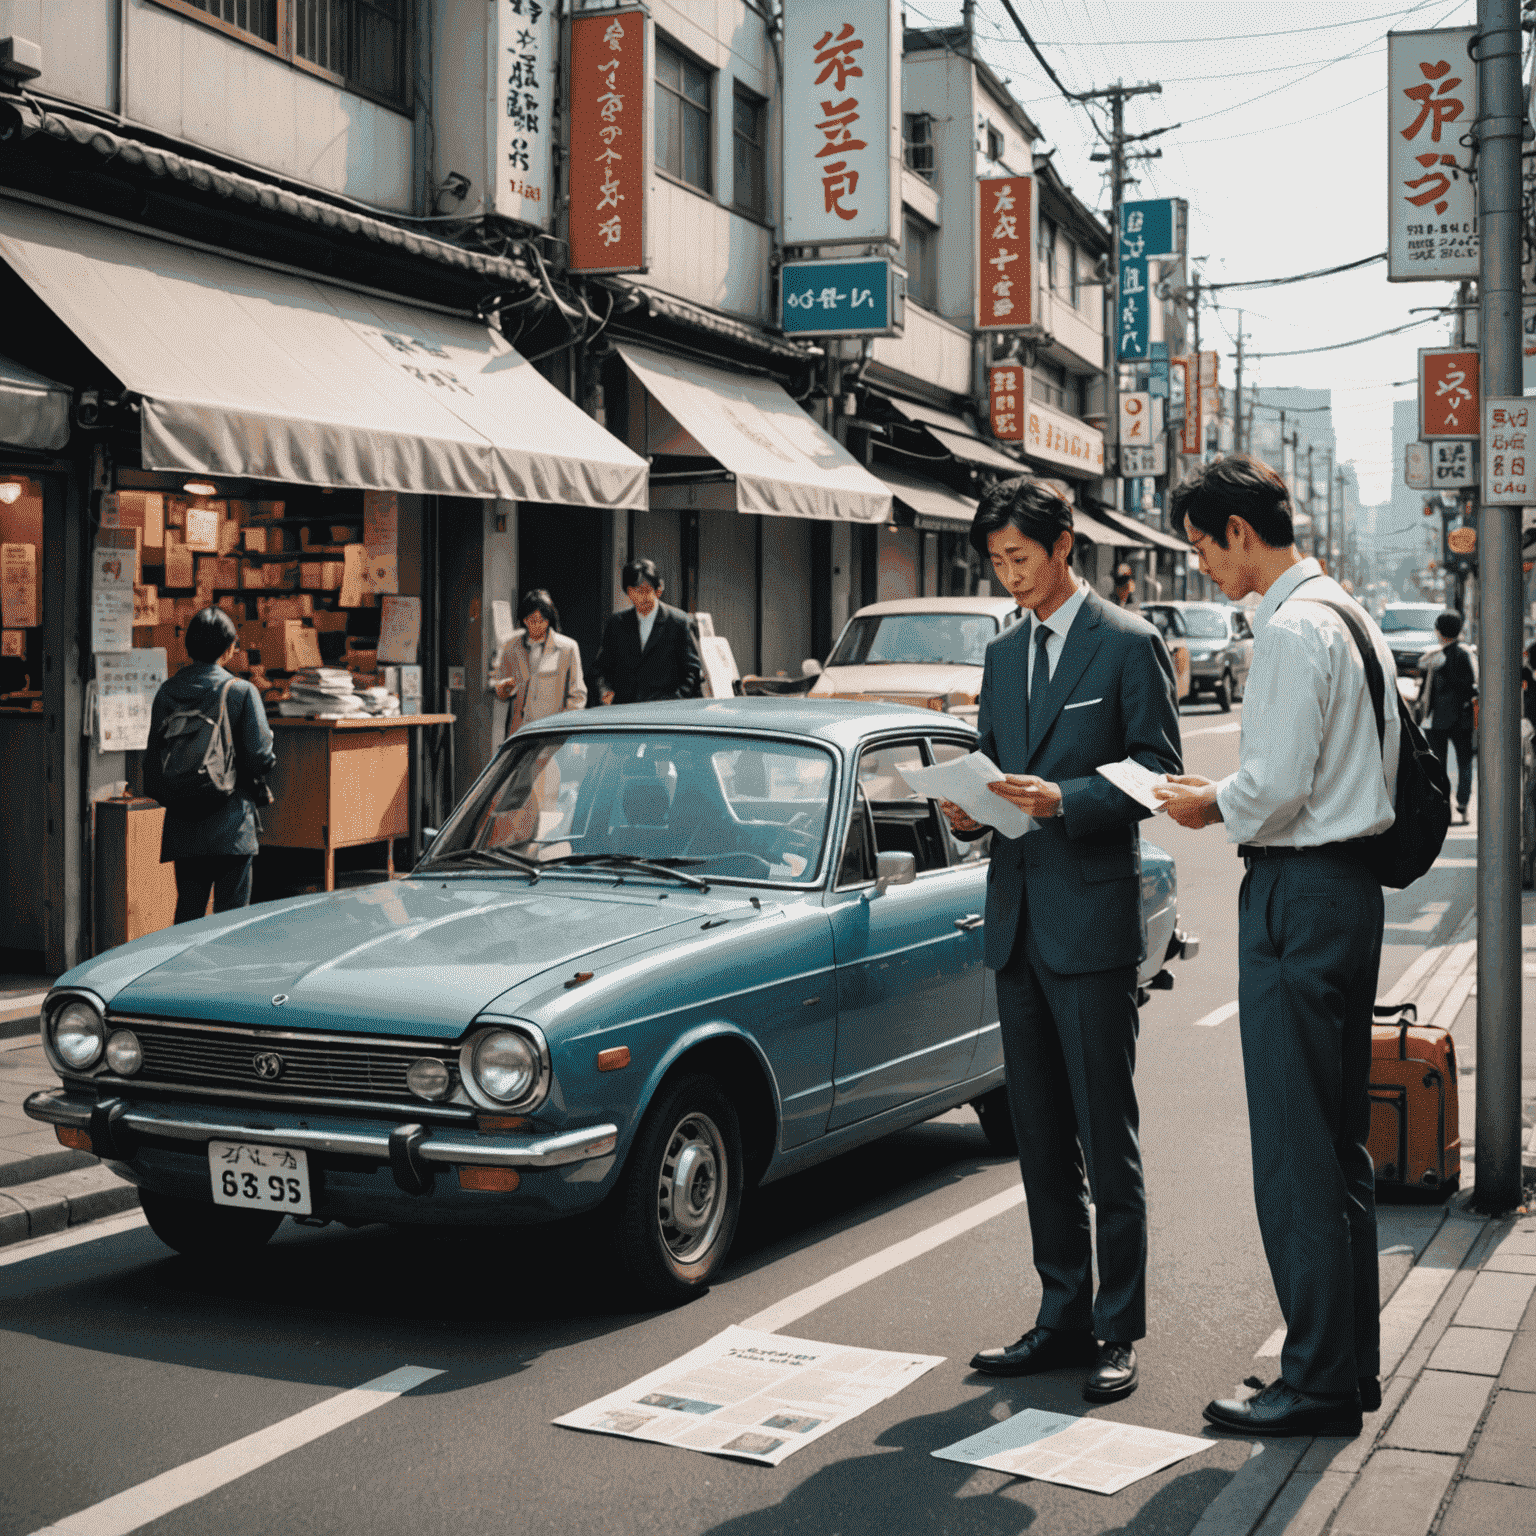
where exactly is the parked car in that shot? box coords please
[1381,603,1449,677]
[1137,603,1194,703]
[27,701,1196,1302]
[1143,601,1252,711]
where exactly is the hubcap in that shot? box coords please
[656,1111,727,1263]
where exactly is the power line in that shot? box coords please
[1206,251,1387,292]
[1023,6,1437,46]
[1246,315,1442,359]
[994,0,1088,103]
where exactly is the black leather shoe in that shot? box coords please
[1203,1379,1362,1438]
[1083,1342,1138,1402]
[970,1326,1098,1377]
[1359,1375,1381,1413]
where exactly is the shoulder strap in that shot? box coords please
[1292,598,1388,750]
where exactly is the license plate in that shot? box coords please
[208,1141,312,1215]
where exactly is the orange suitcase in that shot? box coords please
[1368,1004,1460,1194]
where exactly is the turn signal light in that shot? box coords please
[458,1166,520,1192]
[55,1126,92,1152]
[476,1114,530,1134]
[597,1046,631,1072]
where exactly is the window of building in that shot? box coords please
[986,123,1004,163]
[657,39,713,193]
[903,113,935,181]
[733,84,767,219]
[1068,241,1080,305]
[153,0,410,110]
[1038,216,1058,291]
[902,211,939,310]
[1032,359,1072,411]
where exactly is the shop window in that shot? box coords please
[657,39,713,193]
[902,211,938,310]
[179,0,277,41]
[733,84,767,220]
[903,114,934,181]
[1032,360,1071,411]
[0,476,43,708]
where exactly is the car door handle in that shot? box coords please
[954,915,985,931]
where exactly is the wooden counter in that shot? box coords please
[262,714,455,889]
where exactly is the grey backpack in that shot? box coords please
[155,677,238,820]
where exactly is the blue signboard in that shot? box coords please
[1148,340,1169,399]
[1121,199,1179,259]
[1117,201,1181,363]
[781,257,901,337]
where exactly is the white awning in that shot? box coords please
[924,425,1027,476]
[876,467,977,532]
[886,397,984,437]
[618,345,891,524]
[0,353,69,452]
[0,199,648,508]
[1090,505,1190,554]
[1072,506,1151,549]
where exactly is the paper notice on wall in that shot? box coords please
[339,543,368,608]
[699,635,738,700]
[376,594,421,665]
[1,542,38,627]
[363,490,399,594]
[897,752,1036,839]
[96,691,152,753]
[95,648,167,753]
[91,531,139,653]
[932,1408,1211,1496]
[184,507,219,552]
[2,629,23,657]
[555,1326,943,1465]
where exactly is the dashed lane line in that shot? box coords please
[1190,1001,1240,1029]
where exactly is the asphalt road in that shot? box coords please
[1,698,1476,1536]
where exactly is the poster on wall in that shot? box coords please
[488,0,556,229]
[363,490,399,595]
[2,542,38,628]
[91,530,138,654]
[377,595,422,665]
[95,648,167,754]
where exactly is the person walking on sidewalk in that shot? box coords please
[594,558,702,706]
[939,477,1183,1405]
[490,589,587,737]
[1157,456,1398,1440]
[1416,611,1477,825]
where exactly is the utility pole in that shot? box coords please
[1335,466,1346,584]
[1306,442,1317,558]
[1475,0,1524,1213]
[1324,448,1335,577]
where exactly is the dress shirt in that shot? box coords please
[525,639,545,673]
[1026,580,1089,698]
[1215,559,1399,847]
[636,604,657,652]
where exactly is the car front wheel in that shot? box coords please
[615,1074,743,1304]
[140,1189,282,1259]
[1215,672,1232,712]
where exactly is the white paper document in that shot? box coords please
[933,1407,1212,1495]
[897,751,1036,839]
[555,1326,943,1465]
[1096,757,1174,813]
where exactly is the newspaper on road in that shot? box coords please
[1096,757,1175,813]
[555,1326,943,1465]
[933,1407,1211,1495]
[897,751,1037,839]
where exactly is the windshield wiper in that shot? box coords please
[538,853,710,892]
[425,846,541,880]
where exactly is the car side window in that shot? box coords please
[836,785,877,887]
[856,741,950,874]
[930,739,991,864]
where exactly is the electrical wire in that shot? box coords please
[1025,6,1442,46]
[1205,252,1388,292]
[994,0,1088,104]
[1247,315,1443,359]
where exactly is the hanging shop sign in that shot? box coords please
[488,0,555,228]
[1447,525,1477,555]
[1430,439,1476,488]
[781,257,903,336]
[1405,440,1431,489]
[1419,347,1480,438]
[783,0,901,248]
[1388,28,1478,281]
[1119,392,1153,451]
[1171,357,1198,453]
[1116,199,1180,363]
[989,363,1025,441]
[1148,340,1170,399]
[1121,443,1166,476]
[1484,398,1535,504]
[569,8,650,274]
[975,174,1036,331]
[1024,399,1104,477]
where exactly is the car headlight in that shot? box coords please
[51,999,105,1072]
[461,1025,548,1110]
[406,1057,452,1102]
[105,1029,142,1076]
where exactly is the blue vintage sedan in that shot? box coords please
[27,700,1195,1301]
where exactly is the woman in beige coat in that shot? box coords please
[491,590,587,736]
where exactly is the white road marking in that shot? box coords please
[1434,858,1477,868]
[0,991,49,1012]
[739,1185,1027,1335]
[1254,1326,1286,1359]
[1190,1001,1240,1029]
[29,1366,443,1536]
[1184,722,1242,738]
[0,1212,148,1267]
[1384,900,1450,934]
[0,1031,42,1052]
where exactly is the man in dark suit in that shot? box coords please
[594,557,703,705]
[941,479,1182,1403]
[1418,611,1477,823]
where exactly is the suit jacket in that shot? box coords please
[971,588,1183,975]
[594,603,703,704]
[491,628,587,734]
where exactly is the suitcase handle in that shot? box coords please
[1373,1003,1418,1021]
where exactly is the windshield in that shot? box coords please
[1180,608,1231,639]
[1381,606,1443,633]
[424,731,837,885]
[827,612,999,667]
[1143,606,1188,639]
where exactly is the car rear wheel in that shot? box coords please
[140,1189,282,1258]
[615,1074,743,1304]
[974,1086,1018,1156]
[1215,672,1232,712]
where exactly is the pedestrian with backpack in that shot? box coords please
[145,607,276,924]
[1416,611,1478,824]
[1156,456,1448,1441]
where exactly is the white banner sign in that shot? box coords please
[1119,392,1153,449]
[782,0,900,247]
[1025,400,1105,478]
[1484,398,1534,503]
[1120,443,1166,476]
[488,0,555,228]
[1388,28,1478,281]
[1430,439,1477,488]
[1405,441,1431,489]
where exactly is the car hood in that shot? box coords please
[86,878,717,1038]
[1386,631,1437,648]
[812,662,981,698]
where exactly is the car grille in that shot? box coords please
[110,1017,461,1107]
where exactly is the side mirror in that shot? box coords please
[873,851,916,895]
[422,827,439,854]
[800,658,823,677]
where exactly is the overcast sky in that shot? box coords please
[906,0,1493,505]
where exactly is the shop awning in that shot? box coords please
[924,425,1026,476]
[1072,506,1152,549]
[0,353,70,452]
[618,345,891,523]
[0,199,648,508]
[876,466,977,532]
[886,397,984,438]
[1089,504,1191,553]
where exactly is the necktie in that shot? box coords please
[1032,622,1052,703]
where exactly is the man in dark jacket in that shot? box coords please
[1418,611,1477,824]
[594,558,703,705]
[146,606,277,922]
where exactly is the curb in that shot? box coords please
[0,1163,141,1247]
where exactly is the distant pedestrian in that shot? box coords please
[146,606,276,924]
[1158,455,1397,1441]
[491,589,586,737]
[1417,612,1477,824]
[594,558,702,705]
[1112,563,1140,612]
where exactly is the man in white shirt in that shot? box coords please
[1158,455,1396,1441]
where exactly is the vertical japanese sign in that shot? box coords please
[976,175,1036,331]
[783,0,901,247]
[1388,28,1478,280]
[1405,441,1432,488]
[989,364,1026,442]
[569,8,650,274]
[1171,356,1199,454]
[1419,347,1480,437]
[1117,199,1178,363]
[1484,399,1534,503]
[488,0,554,228]
[1198,350,1220,449]
[1119,393,1152,449]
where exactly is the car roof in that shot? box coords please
[517,697,977,752]
[849,596,1019,618]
